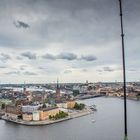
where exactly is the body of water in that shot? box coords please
[0,97,140,140]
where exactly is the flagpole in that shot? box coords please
[118,0,128,140]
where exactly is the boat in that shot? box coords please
[89,105,97,111]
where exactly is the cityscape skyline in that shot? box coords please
[0,0,140,83]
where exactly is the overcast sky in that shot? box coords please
[0,0,140,84]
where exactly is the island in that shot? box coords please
[1,100,93,126]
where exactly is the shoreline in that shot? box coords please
[105,96,139,101]
[1,107,93,126]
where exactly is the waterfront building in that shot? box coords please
[57,102,68,109]
[40,107,60,119]
[22,113,33,121]
[5,105,21,119]
[33,111,40,121]
[40,110,47,120]
[22,105,41,113]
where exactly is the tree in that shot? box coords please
[42,103,47,108]
[73,90,79,96]
[1,103,5,110]
[74,103,85,110]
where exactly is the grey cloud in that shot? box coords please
[103,67,114,72]
[127,69,137,72]
[97,66,120,73]
[42,52,77,61]
[97,69,103,72]
[42,53,56,60]
[0,0,140,83]
[42,52,97,62]
[5,70,37,76]
[0,53,11,62]
[16,56,23,60]
[0,0,139,50]
[38,67,47,70]
[80,55,97,61]
[21,52,36,60]
[5,71,20,75]
[57,53,77,61]
[14,20,30,29]
[82,69,88,72]
[20,65,27,70]
[64,70,72,74]
[0,65,7,68]
[23,71,37,75]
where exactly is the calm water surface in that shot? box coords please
[0,97,140,140]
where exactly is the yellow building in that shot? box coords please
[40,107,60,120]
[67,100,76,109]
[22,113,33,121]
[40,111,47,121]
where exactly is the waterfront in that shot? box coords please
[0,97,140,140]
[1,106,92,126]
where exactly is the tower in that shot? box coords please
[56,78,60,99]
[23,81,26,95]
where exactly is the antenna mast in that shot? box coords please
[118,0,128,140]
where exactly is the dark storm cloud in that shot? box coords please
[21,52,36,60]
[0,0,140,49]
[0,0,122,49]
[13,20,30,29]
[80,55,97,61]
[0,53,11,62]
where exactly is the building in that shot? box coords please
[15,98,29,106]
[67,100,76,109]
[33,111,40,121]
[22,104,41,113]
[22,113,33,121]
[40,111,47,120]
[40,107,60,120]
[57,102,67,109]
[5,105,21,119]
[55,79,61,99]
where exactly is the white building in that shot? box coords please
[33,111,40,121]
[22,105,41,113]
[57,102,68,109]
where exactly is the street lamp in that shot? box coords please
[118,0,128,140]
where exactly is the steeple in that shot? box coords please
[55,78,60,100]
[57,78,60,89]
[23,81,26,94]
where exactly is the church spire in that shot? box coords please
[57,78,59,89]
